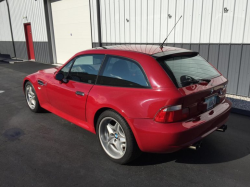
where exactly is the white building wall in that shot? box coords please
[0,0,50,63]
[90,0,250,98]
[91,0,250,44]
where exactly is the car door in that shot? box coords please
[47,54,105,122]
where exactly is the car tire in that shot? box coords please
[25,81,43,113]
[97,110,141,164]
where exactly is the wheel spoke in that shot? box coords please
[117,125,125,137]
[107,124,115,136]
[107,137,115,144]
[119,137,126,143]
[113,140,121,152]
[31,99,36,105]
[112,122,118,132]
[29,86,32,93]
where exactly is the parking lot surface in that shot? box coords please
[0,61,250,187]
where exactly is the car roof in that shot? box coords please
[93,44,197,58]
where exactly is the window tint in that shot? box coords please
[60,60,74,77]
[97,56,149,88]
[157,55,220,88]
[68,55,104,84]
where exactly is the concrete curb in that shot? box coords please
[231,108,250,117]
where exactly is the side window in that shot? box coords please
[60,60,74,77]
[97,56,149,88]
[68,54,105,84]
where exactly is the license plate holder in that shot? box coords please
[205,95,217,110]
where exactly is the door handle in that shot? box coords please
[76,91,84,96]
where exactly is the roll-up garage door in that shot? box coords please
[51,0,92,64]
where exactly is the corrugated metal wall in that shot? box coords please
[90,0,250,98]
[0,0,51,63]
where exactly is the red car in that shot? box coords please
[23,45,231,164]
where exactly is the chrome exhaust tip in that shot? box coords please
[189,141,202,150]
[217,124,227,132]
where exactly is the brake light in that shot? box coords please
[154,105,189,123]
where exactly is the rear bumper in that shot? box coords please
[128,98,232,153]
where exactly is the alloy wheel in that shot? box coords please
[99,117,127,159]
[26,85,36,109]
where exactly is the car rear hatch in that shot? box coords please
[155,52,228,118]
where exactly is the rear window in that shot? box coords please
[157,55,220,88]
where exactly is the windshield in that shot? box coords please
[157,55,220,88]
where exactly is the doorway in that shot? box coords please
[24,23,35,60]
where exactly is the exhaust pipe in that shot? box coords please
[189,141,202,150]
[216,124,227,132]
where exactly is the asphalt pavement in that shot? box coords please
[0,61,250,187]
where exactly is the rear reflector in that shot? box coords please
[154,105,189,123]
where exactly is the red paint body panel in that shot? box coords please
[23,45,232,153]
[127,99,231,153]
[24,23,35,60]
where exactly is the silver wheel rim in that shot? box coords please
[99,117,126,159]
[25,85,36,109]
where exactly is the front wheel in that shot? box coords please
[97,110,141,164]
[25,82,43,113]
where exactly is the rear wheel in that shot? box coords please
[25,82,43,113]
[97,110,141,164]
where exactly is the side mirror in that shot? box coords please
[55,73,64,81]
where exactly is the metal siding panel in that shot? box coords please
[100,0,106,42]
[175,0,184,43]
[34,42,50,63]
[220,0,235,43]
[227,45,242,94]
[119,0,125,43]
[174,43,182,48]
[147,0,154,43]
[237,45,250,96]
[217,44,230,77]
[243,0,250,43]
[153,0,161,43]
[182,44,190,50]
[191,0,202,43]
[0,2,12,41]
[167,0,176,43]
[129,0,136,43]
[114,0,120,44]
[200,0,213,43]
[15,41,28,60]
[166,43,174,47]
[90,0,96,43]
[124,0,130,43]
[141,0,149,44]
[199,44,209,60]
[159,0,168,44]
[210,0,223,43]
[92,0,98,43]
[231,0,247,43]
[0,41,14,57]
[135,0,142,43]
[208,44,219,68]
[190,44,199,52]
[183,0,193,43]
[3,0,49,62]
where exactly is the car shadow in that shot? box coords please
[129,114,250,166]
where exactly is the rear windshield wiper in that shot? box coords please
[197,78,211,83]
[180,75,211,87]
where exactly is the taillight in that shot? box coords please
[154,105,189,123]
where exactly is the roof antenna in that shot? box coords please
[160,15,182,50]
